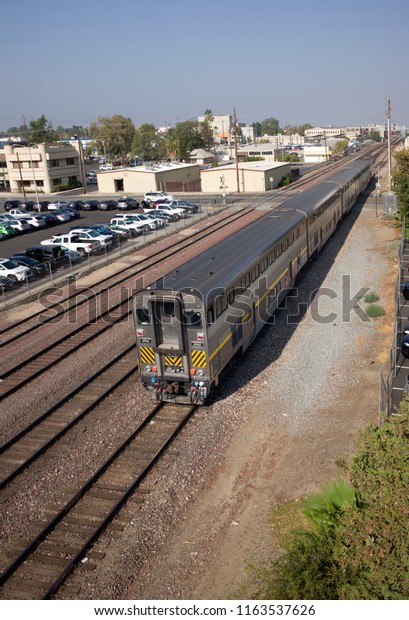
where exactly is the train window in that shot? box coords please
[207,307,215,325]
[183,310,203,328]
[136,307,150,325]
[261,256,268,272]
[241,273,250,289]
[296,228,300,239]
[227,289,234,304]
[251,264,260,282]
[216,296,227,317]
[163,302,175,317]
[269,249,275,264]
[276,244,282,258]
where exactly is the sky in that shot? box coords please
[1,0,408,132]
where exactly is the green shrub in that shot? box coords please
[364,291,380,303]
[365,303,385,317]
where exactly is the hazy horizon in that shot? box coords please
[1,0,407,131]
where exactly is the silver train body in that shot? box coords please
[133,158,372,404]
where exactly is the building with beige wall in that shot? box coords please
[4,142,83,194]
[96,162,201,194]
[200,162,291,193]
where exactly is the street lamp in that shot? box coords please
[101,140,107,164]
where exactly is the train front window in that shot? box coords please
[152,299,182,348]
[136,307,150,325]
[183,310,202,328]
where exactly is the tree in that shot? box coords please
[332,139,349,155]
[369,130,381,142]
[393,149,409,220]
[260,117,280,136]
[89,115,135,160]
[165,120,205,160]
[250,405,409,600]
[131,123,166,161]
[28,115,58,144]
[296,123,313,136]
[200,109,215,149]
[252,122,261,139]
[336,406,409,599]
[253,480,358,600]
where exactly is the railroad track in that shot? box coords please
[0,401,196,599]
[1,206,270,400]
[0,346,137,487]
[0,206,254,344]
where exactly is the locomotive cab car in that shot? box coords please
[133,158,373,405]
[134,289,210,403]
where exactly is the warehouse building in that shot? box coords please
[200,161,291,193]
[96,161,201,194]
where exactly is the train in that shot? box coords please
[133,158,373,404]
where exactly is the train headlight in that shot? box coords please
[196,369,204,377]
[145,365,152,372]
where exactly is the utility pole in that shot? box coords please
[234,107,240,193]
[15,150,26,200]
[76,132,87,195]
[387,97,392,191]
[23,115,40,205]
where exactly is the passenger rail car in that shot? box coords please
[133,158,372,404]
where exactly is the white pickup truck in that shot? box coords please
[41,233,101,256]
[110,216,147,237]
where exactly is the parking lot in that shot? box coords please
[0,192,228,302]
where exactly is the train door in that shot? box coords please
[150,297,189,380]
[152,299,183,348]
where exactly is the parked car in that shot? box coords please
[401,333,409,358]
[98,200,118,211]
[19,201,37,210]
[82,200,101,211]
[58,247,84,263]
[3,200,22,211]
[170,199,200,214]
[40,213,59,226]
[123,213,160,230]
[16,213,47,229]
[41,232,102,255]
[9,255,49,277]
[402,282,409,300]
[87,177,98,185]
[106,224,131,240]
[99,164,112,171]
[47,201,69,211]
[58,208,80,220]
[145,208,179,223]
[143,203,186,219]
[144,212,167,227]
[51,210,72,223]
[110,216,146,237]
[68,200,85,211]
[66,228,112,249]
[0,258,32,282]
[143,191,174,203]
[18,245,69,270]
[0,221,15,238]
[8,208,33,218]
[0,216,31,234]
[117,197,140,211]
[0,275,15,291]
[70,224,119,245]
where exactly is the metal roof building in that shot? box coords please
[200,161,291,193]
[96,161,201,194]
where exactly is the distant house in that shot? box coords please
[189,149,215,165]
